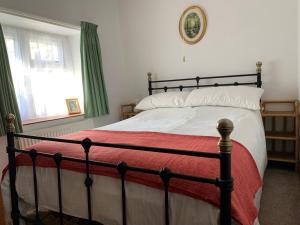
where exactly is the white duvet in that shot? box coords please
[2,106,267,225]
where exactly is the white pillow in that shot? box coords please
[135,91,190,110]
[184,86,264,110]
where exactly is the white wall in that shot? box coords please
[119,0,298,100]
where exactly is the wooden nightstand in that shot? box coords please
[121,103,140,120]
[261,100,299,171]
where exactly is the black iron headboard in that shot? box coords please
[147,61,262,95]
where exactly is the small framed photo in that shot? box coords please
[179,5,207,45]
[66,98,81,115]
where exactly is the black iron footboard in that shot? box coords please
[5,114,234,225]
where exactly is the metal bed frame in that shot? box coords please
[148,62,262,95]
[5,61,262,225]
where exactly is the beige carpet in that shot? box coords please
[259,168,300,225]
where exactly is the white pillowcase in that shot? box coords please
[135,91,190,110]
[184,86,264,110]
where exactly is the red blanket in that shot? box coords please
[7,130,262,225]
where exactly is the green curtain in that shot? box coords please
[0,24,23,135]
[80,21,109,118]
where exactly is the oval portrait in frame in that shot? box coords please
[179,5,207,45]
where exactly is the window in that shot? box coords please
[3,25,83,122]
[29,41,60,63]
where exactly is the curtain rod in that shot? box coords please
[0,7,81,31]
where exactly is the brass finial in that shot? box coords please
[256,61,262,73]
[6,113,16,133]
[217,119,234,153]
[147,72,152,81]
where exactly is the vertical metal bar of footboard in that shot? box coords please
[82,138,93,224]
[29,150,41,223]
[6,114,20,225]
[148,72,152,95]
[217,119,234,225]
[54,153,64,225]
[117,162,128,225]
[160,168,171,225]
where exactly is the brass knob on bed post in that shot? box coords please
[6,113,16,133]
[217,119,234,153]
[147,72,152,81]
[256,61,262,73]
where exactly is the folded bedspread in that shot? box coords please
[4,130,262,225]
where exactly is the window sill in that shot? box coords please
[22,113,85,126]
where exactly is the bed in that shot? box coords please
[1,62,266,225]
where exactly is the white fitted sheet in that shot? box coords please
[2,106,267,225]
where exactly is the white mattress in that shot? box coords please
[2,106,267,225]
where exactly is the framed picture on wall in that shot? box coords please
[179,5,207,45]
[66,98,81,115]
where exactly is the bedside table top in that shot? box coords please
[261,100,299,117]
[121,103,141,120]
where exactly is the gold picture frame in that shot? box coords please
[66,98,81,115]
[179,5,207,45]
